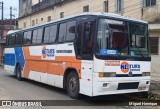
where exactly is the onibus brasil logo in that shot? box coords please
[121,62,141,74]
[42,46,55,58]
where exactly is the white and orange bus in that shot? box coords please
[4,12,151,99]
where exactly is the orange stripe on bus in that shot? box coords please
[23,47,82,78]
[23,47,41,60]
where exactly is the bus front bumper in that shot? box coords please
[93,76,150,96]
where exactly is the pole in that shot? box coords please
[1,1,3,20]
[10,6,12,30]
[1,1,3,39]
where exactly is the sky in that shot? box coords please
[1,0,19,19]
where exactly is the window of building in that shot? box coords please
[41,18,43,22]
[48,16,51,22]
[144,0,156,7]
[44,25,57,43]
[58,23,67,42]
[32,28,43,44]
[150,37,159,55]
[23,22,26,28]
[60,12,64,18]
[116,0,123,12]
[36,19,38,24]
[23,31,32,45]
[83,5,89,12]
[66,21,76,41]
[32,20,35,26]
[104,0,109,12]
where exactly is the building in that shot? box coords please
[18,0,160,75]
[0,19,18,63]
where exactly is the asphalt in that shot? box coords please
[149,80,160,100]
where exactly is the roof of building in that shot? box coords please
[16,12,148,32]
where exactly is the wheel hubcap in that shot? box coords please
[69,77,77,94]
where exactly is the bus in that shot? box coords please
[4,12,151,99]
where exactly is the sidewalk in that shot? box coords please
[149,72,160,100]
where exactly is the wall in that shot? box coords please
[19,0,32,18]
[19,0,145,29]
[143,1,160,23]
[149,30,160,74]
[32,0,39,5]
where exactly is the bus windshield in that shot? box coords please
[96,19,150,57]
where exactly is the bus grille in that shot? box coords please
[116,74,142,77]
[117,82,139,90]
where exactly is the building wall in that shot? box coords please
[19,0,32,18]
[18,0,145,29]
[143,3,160,23]
[149,30,160,74]
[32,0,39,5]
[18,0,160,28]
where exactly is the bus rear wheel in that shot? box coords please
[16,64,23,81]
[66,71,80,99]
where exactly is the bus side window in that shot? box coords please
[82,21,94,55]
[6,35,9,47]
[32,28,43,44]
[15,32,22,46]
[32,29,38,44]
[23,31,32,45]
[58,23,67,42]
[44,25,57,43]
[66,21,76,41]
[76,23,83,57]
[8,34,15,46]
[50,25,57,43]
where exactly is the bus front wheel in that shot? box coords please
[16,64,23,81]
[66,71,80,99]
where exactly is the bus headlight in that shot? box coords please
[142,72,150,76]
[99,72,116,77]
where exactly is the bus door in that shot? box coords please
[76,19,95,96]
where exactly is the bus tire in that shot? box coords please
[66,71,80,99]
[16,64,23,81]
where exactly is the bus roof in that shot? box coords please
[7,30,20,34]
[12,12,148,33]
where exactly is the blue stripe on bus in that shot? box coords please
[4,54,16,66]
[4,47,25,75]
[14,47,25,69]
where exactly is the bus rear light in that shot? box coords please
[98,72,116,77]
[142,72,150,76]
